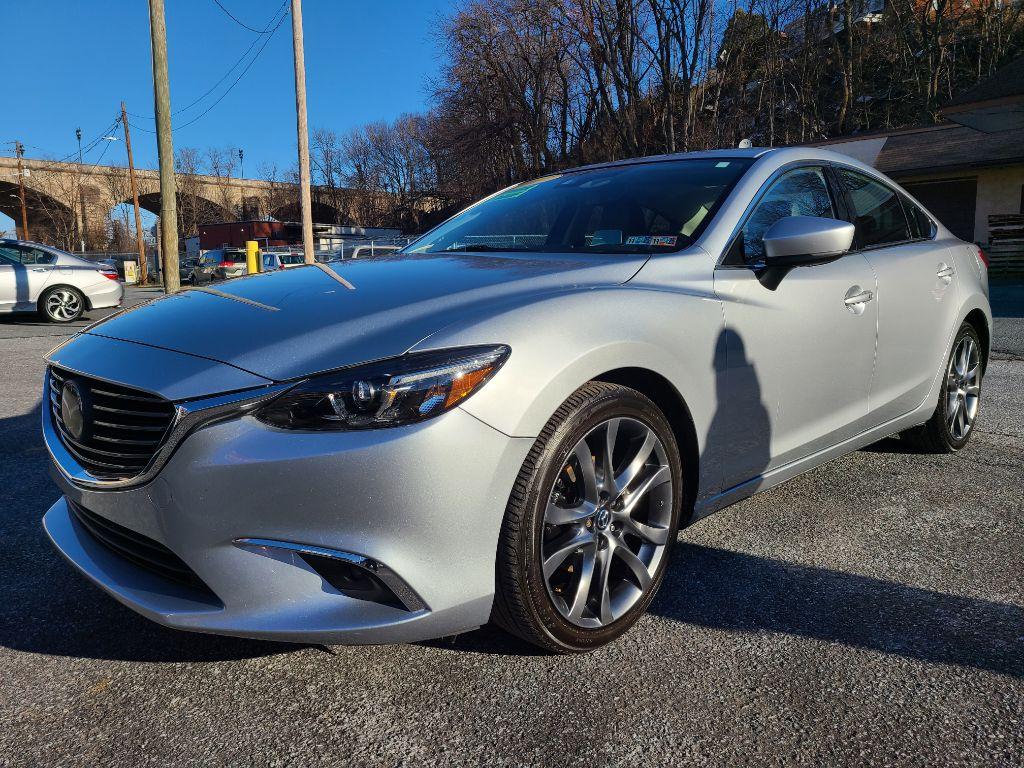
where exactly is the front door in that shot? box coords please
[712,166,878,491]
[0,243,55,311]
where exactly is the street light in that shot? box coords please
[76,128,84,252]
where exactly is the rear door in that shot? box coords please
[834,167,962,424]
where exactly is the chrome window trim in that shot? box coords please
[43,369,292,491]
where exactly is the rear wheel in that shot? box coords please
[492,382,683,653]
[40,286,85,323]
[901,322,983,453]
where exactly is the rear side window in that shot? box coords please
[902,196,935,240]
[742,167,834,260]
[20,247,55,265]
[0,245,54,265]
[837,168,911,247]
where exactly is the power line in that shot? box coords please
[128,0,289,121]
[210,0,281,33]
[2,114,123,169]
[129,3,289,135]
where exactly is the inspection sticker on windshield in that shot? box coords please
[626,235,677,247]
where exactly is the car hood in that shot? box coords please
[84,251,647,381]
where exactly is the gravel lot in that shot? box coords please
[1,284,1021,766]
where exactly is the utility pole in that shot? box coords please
[14,141,29,240]
[238,148,244,179]
[76,127,85,251]
[121,102,149,285]
[290,0,315,264]
[147,0,180,293]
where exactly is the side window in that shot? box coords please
[0,246,21,266]
[837,168,911,247]
[19,247,55,265]
[742,167,834,260]
[903,197,935,240]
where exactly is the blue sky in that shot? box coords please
[3,0,452,173]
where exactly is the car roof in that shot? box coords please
[537,145,889,179]
[560,147,775,175]
[0,238,54,249]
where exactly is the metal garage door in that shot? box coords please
[902,178,977,242]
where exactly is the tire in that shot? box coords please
[40,286,85,323]
[901,322,983,453]
[492,382,683,653]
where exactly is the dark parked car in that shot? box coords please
[186,249,247,284]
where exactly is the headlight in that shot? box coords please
[256,345,510,430]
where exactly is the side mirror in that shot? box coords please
[762,216,855,267]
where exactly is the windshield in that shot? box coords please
[405,158,752,256]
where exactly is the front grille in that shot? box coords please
[67,499,212,593]
[48,366,176,481]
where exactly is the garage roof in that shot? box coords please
[810,123,1024,176]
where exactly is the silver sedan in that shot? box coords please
[40,147,991,651]
[0,239,123,322]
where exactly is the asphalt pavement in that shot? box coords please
[0,283,1021,766]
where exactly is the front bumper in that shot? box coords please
[44,405,533,644]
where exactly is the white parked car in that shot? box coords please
[261,251,307,271]
[0,239,123,322]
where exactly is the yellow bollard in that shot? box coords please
[245,240,260,274]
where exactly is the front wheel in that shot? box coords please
[40,286,85,323]
[901,322,983,452]
[492,382,683,653]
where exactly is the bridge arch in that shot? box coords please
[0,178,79,249]
[271,198,342,224]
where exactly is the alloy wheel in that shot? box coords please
[542,417,673,628]
[45,289,82,321]
[946,334,981,441]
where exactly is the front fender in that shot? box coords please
[412,283,725,463]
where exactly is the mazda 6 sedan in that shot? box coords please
[41,147,991,652]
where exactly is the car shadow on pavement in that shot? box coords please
[649,542,1024,679]
[0,405,299,663]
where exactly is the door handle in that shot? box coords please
[936,264,954,282]
[844,286,873,315]
[31,267,48,272]
[844,290,874,305]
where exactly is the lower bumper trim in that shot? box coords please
[233,538,428,613]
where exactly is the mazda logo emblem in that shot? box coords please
[60,380,91,442]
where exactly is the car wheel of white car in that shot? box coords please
[41,286,85,323]
[492,382,683,652]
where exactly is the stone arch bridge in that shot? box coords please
[0,155,351,249]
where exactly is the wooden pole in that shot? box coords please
[147,0,180,292]
[290,0,315,264]
[14,141,29,240]
[121,103,149,285]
